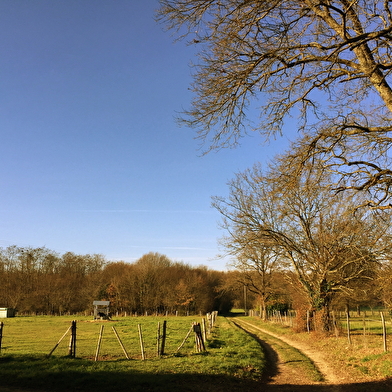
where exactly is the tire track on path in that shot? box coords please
[231,318,344,392]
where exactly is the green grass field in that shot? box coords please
[2,315,200,359]
[0,315,266,391]
[3,312,392,391]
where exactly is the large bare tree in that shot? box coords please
[213,159,391,330]
[159,1,392,207]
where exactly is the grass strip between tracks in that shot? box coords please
[231,318,324,383]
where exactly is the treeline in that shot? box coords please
[0,247,234,315]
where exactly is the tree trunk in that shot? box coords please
[312,290,333,332]
[260,297,267,321]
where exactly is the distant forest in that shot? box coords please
[2,245,385,319]
[0,246,239,315]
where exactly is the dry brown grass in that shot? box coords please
[271,324,392,383]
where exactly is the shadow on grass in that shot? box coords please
[0,354,256,392]
[261,380,392,391]
[224,311,246,317]
[1,355,392,392]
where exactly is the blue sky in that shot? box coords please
[0,0,289,270]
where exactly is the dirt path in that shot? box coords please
[232,318,345,391]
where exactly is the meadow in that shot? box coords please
[0,314,266,392]
[2,311,392,391]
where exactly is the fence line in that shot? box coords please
[0,312,219,360]
[0,322,3,353]
[249,308,392,353]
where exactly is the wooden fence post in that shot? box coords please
[193,322,205,352]
[160,320,167,356]
[177,326,193,353]
[0,322,3,354]
[381,312,388,352]
[347,312,352,345]
[138,324,145,360]
[112,326,130,360]
[157,322,161,357]
[68,320,76,357]
[363,314,366,338]
[48,323,72,358]
[206,313,212,335]
[95,325,104,361]
[202,318,207,343]
[332,311,339,338]
[306,311,310,333]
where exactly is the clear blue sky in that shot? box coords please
[0,0,289,270]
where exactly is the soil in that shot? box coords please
[232,318,392,392]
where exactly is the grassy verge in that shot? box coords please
[0,315,265,391]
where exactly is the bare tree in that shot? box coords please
[218,225,282,319]
[213,159,391,330]
[159,1,392,207]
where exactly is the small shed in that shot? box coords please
[93,301,110,320]
[0,308,15,318]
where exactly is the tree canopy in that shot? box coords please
[213,158,391,329]
[159,0,392,207]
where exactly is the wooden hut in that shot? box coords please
[93,301,110,320]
